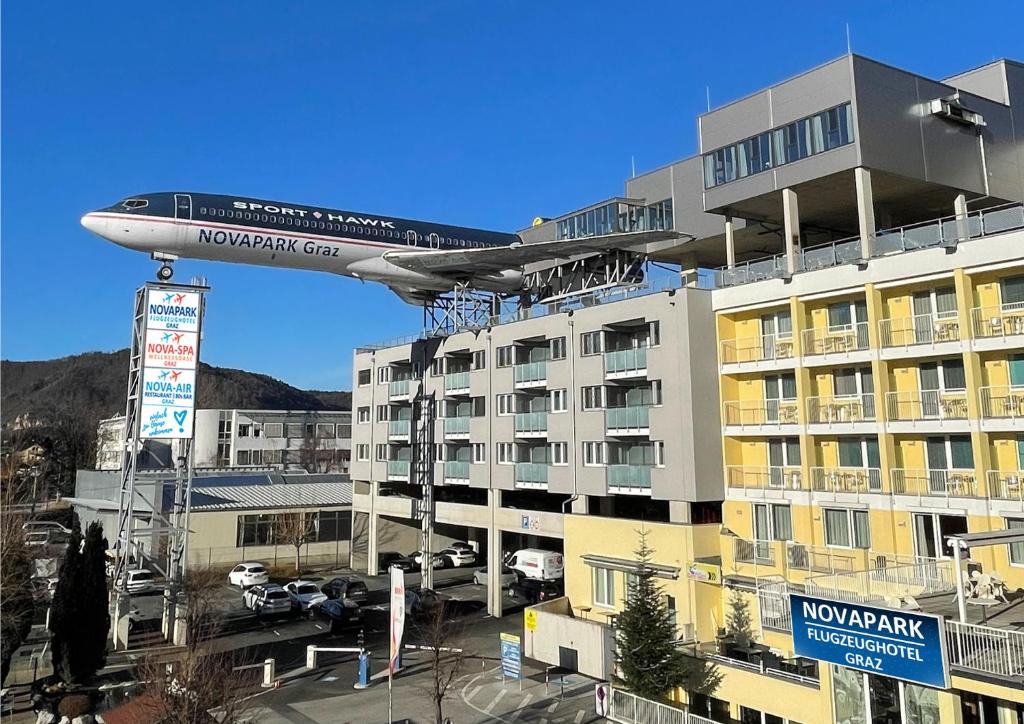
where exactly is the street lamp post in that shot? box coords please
[30,465,39,515]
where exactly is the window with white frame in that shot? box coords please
[356,444,369,461]
[472,350,486,370]
[376,405,390,422]
[654,441,665,467]
[377,367,391,384]
[581,331,603,356]
[496,393,515,416]
[316,423,335,438]
[496,346,513,367]
[472,443,486,463]
[1008,518,1024,565]
[357,369,371,386]
[583,442,606,466]
[549,337,566,360]
[357,407,370,423]
[824,508,870,548]
[551,442,569,465]
[264,423,283,438]
[496,443,515,464]
[375,444,388,462]
[434,443,445,462]
[752,503,792,541]
[581,385,605,410]
[430,359,443,376]
[592,567,615,608]
[550,389,567,413]
[236,450,251,465]
[649,320,661,347]
[237,424,252,437]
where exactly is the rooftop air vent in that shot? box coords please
[928,97,986,128]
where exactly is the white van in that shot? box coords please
[506,549,564,581]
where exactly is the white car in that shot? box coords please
[439,547,476,568]
[228,562,269,589]
[126,569,157,593]
[284,580,328,612]
[411,551,447,569]
[23,521,72,535]
[473,566,517,587]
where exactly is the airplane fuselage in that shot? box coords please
[81,192,524,298]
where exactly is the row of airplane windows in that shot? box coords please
[197,206,491,248]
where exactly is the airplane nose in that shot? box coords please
[80,212,108,236]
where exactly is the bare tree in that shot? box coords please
[274,512,315,575]
[415,601,468,724]
[298,424,336,473]
[0,485,34,684]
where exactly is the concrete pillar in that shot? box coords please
[487,488,503,618]
[782,188,800,275]
[954,192,969,242]
[724,215,736,269]
[854,167,876,259]
[669,501,690,524]
[570,495,588,515]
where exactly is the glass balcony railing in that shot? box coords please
[514,411,547,435]
[806,394,876,424]
[444,371,470,394]
[514,462,548,486]
[801,323,870,357]
[885,391,968,422]
[514,361,547,386]
[605,406,650,431]
[388,378,411,398]
[878,313,960,349]
[443,416,471,436]
[444,461,470,480]
[890,468,977,497]
[810,466,883,494]
[607,464,652,491]
[387,460,410,478]
[604,347,647,376]
[979,385,1024,419]
[719,334,795,365]
[971,303,1024,339]
[387,419,411,438]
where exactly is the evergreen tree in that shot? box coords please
[726,590,754,647]
[50,521,109,685]
[614,529,721,703]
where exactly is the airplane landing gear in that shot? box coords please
[157,264,174,281]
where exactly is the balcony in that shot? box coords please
[444,371,470,396]
[514,411,548,438]
[607,464,652,494]
[514,361,547,389]
[890,468,978,498]
[987,471,1024,504]
[885,390,969,432]
[442,416,470,440]
[726,465,804,497]
[387,419,411,441]
[785,542,857,574]
[388,378,412,401]
[514,462,548,489]
[443,460,470,484]
[719,333,795,372]
[722,399,800,434]
[878,313,961,359]
[801,323,871,364]
[387,460,410,481]
[605,406,650,436]
[604,348,648,379]
[979,385,1024,432]
[806,394,876,433]
[809,466,883,496]
[734,538,776,566]
[970,303,1024,351]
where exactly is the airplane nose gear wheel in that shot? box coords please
[157,265,174,281]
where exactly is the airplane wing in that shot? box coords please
[381,229,689,277]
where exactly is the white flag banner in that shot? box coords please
[389,567,406,674]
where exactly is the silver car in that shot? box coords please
[243,584,292,617]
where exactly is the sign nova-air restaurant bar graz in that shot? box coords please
[789,593,949,689]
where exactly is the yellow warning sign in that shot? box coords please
[524,608,538,632]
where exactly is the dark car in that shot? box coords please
[389,554,420,572]
[313,598,364,633]
[378,551,405,569]
[321,577,369,604]
[405,588,450,618]
[509,578,563,604]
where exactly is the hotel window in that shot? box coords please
[378,366,391,383]
[549,337,566,360]
[496,346,513,368]
[580,331,603,356]
[496,394,514,416]
[355,444,369,462]
[358,369,371,386]
[753,503,791,541]
[1008,518,1024,564]
[1001,274,1024,307]
[912,513,967,558]
[472,443,486,463]
[357,407,370,423]
[550,389,567,413]
[824,508,870,549]
[496,443,514,464]
[827,300,867,331]
[925,435,974,471]
[472,350,486,370]
[592,567,615,608]
[551,442,569,465]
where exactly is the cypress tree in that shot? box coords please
[614,529,721,703]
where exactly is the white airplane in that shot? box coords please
[81,192,676,304]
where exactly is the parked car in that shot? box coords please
[404,588,450,618]
[378,551,405,570]
[228,562,269,589]
[439,547,476,568]
[126,569,157,594]
[411,551,447,569]
[320,577,369,604]
[388,554,420,572]
[312,598,364,632]
[285,580,328,612]
[23,521,72,535]
[447,541,475,553]
[509,577,563,604]
[506,549,564,581]
[243,584,292,617]
[24,531,51,548]
[473,566,517,588]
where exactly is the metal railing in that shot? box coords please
[386,460,410,478]
[804,558,956,604]
[388,378,411,399]
[806,394,875,424]
[605,405,651,432]
[514,462,548,486]
[802,322,870,357]
[719,333,795,365]
[443,460,470,480]
[885,390,968,421]
[971,302,1024,339]
[756,577,794,633]
[987,470,1024,501]
[878,313,961,349]
[607,464,652,492]
[605,347,648,376]
[444,371,470,394]
[726,465,804,491]
[514,411,548,435]
[891,468,978,497]
[946,619,1024,680]
[514,360,547,386]
[443,416,471,436]
[605,686,714,724]
[387,419,411,438]
[785,543,856,574]
[809,466,883,494]
[723,399,800,426]
[979,385,1024,419]
[735,538,775,566]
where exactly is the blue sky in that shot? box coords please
[3,1,1023,390]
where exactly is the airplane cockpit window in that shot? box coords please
[121,198,148,210]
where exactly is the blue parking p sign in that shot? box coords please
[789,593,949,689]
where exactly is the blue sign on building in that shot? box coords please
[500,632,522,680]
[789,593,949,689]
